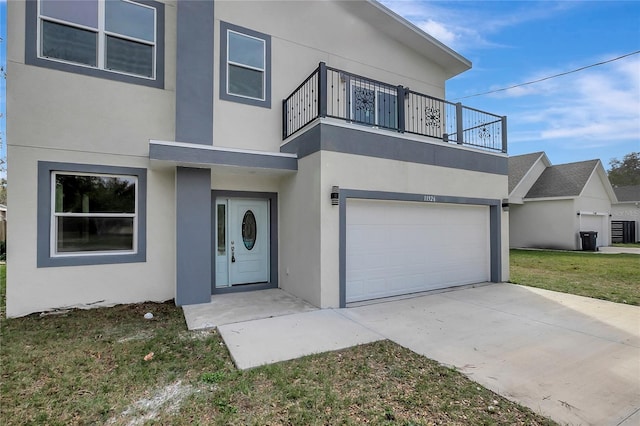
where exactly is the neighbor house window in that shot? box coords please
[52,172,138,255]
[27,0,164,87]
[220,21,271,108]
[37,162,147,267]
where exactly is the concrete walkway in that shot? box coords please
[208,284,640,426]
[598,246,640,255]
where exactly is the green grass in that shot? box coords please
[510,249,640,305]
[0,264,555,425]
[612,242,640,248]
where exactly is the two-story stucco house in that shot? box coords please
[6,0,509,317]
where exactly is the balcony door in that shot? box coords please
[350,83,398,129]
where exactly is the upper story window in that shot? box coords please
[220,21,271,108]
[26,0,165,88]
[39,0,155,78]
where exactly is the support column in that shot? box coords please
[176,0,214,145]
[176,167,212,305]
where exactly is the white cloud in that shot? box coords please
[506,57,640,145]
[379,0,578,53]
[418,19,457,46]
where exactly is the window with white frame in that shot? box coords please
[38,0,157,79]
[220,21,271,108]
[51,172,138,255]
[227,30,265,100]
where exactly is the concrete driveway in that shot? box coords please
[216,284,640,426]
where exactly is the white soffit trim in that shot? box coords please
[150,140,298,158]
[522,196,576,202]
[338,0,472,78]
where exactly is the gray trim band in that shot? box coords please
[176,0,214,144]
[25,0,165,89]
[219,21,272,108]
[37,161,147,267]
[176,167,212,305]
[282,123,508,175]
[211,190,279,294]
[150,144,297,171]
[338,189,502,308]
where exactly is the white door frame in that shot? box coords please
[211,190,279,294]
[215,198,269,288]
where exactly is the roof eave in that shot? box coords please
[509,152,550,197]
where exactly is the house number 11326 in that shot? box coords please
[423,195,436,202]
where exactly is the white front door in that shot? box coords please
[215,198,269,288]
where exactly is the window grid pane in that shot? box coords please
[55,174,136,214]
[105,0,155,42]
[40,0,99,28]
[228,64,264,100]
[106,36,154,77]
[56,216,134,252]
[228,31,264,69]
[42,20,97,66]
[217,204,226,255]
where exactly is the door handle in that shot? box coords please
[231,246,235,263]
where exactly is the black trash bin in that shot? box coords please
[579,231,598,251]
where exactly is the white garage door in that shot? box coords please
[346,199,491,303]
[579,214,607,247]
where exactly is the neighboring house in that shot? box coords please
[508,152,616,250]
[6,0,509,317]
[611,185,640,243]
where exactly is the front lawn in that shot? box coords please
[0,264,554,425]
[510,249,640,305]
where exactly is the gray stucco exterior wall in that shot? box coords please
[176,167,212,305]
[176,0,214,145]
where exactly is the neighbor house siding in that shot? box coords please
[509,200,576,250]
[611,204,640,242]
[575,174,612,247]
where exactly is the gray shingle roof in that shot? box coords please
[508,152,544,193]
[525,159,599,199]
[613,185,640,202]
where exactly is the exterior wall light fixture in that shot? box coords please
[331,186,339,206]
[501,199,509,212]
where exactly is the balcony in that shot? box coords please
[283,62,507,154]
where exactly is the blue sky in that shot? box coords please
[381,0,640,168]
[0,1,638,171]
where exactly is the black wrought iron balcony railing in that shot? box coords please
[283,62,507,153]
